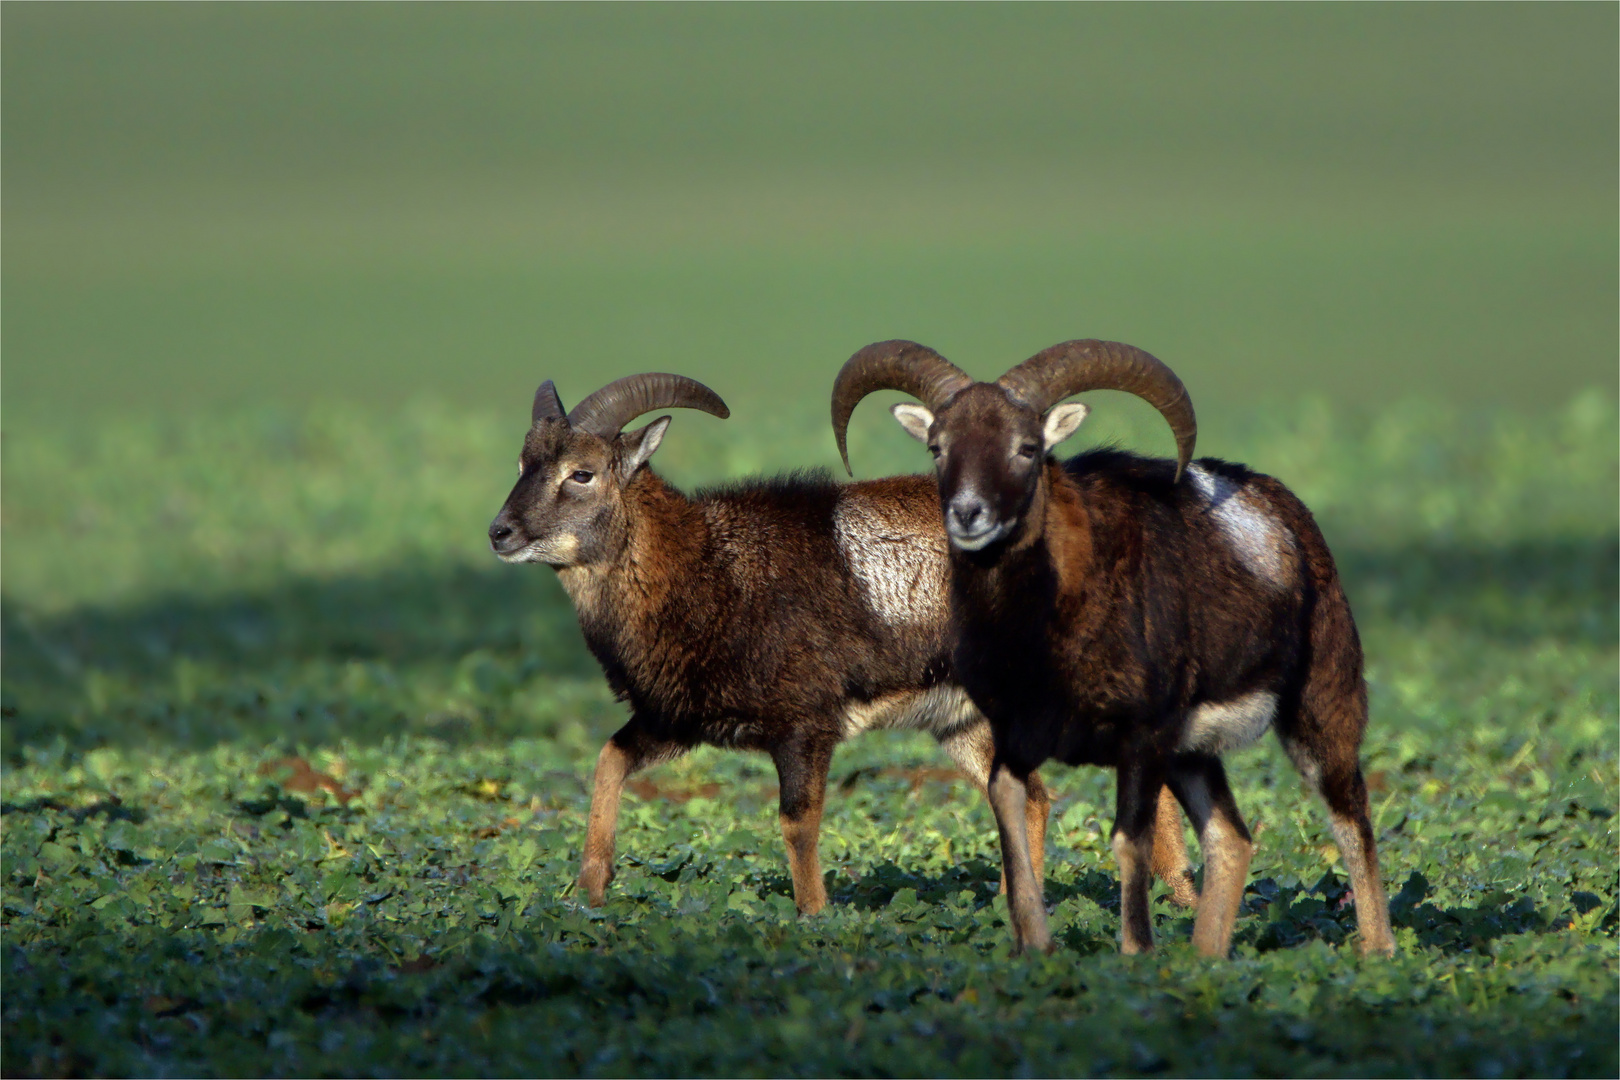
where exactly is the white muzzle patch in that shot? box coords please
[945,521,1009,551]
[498,533,581,566]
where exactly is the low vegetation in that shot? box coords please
[3,396,1615,1076]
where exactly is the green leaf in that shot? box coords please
[1058,802,1092,832]
[37,841,78,868]
[198,839,238,865]
[83,748,120,784]
[508,836,540,874]
[102,820,138,853]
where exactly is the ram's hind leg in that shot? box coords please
[1166,754,1252,957]
[1279,600,1396,957]
[1280,725,1395,956]
[1150,784,1200,909]
[772,734,836,915]
[940,723,1050,889]
[1324,769,1395,957]
[580,722,685,906]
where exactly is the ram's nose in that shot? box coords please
[488,515,524,556]
[944,491,1007,551]
[948,495,988,534]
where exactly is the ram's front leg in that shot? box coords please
[772,735,836,915]
[987,757,1052,953]
[1112,758,1164,954]
[938,723,1050,891]
[579,722,682,906]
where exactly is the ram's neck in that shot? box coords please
[617,470,708,616]
[1040,463,1095,604]
[556,469,709,673]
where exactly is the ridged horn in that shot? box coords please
[998,340,1197,481]
[565,372,729,437]
[531,379,566,424]
[831,340,972,475]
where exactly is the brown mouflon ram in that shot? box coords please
[832,341,1396,957]
[487,372,1197,915]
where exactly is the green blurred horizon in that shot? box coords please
[4,3,1616,433]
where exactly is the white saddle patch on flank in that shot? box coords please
[1187,464,1294,588]
[841,684,980,739]
[1179,690,1278,754]
[834,498,949,625]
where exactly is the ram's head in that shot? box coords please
[489,373,728,567]
[831,339,1195,553]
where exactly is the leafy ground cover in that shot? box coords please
[2,397,1615,1077]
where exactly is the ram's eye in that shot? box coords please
[569,470,594,484]
[1016,444,1039,459]
[928,445,942,458]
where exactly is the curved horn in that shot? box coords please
[565,372,729,437]
[531,379,566,424]
[831,340,972,475]
[998,340,1197,481]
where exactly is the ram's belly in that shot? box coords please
[841,684,980,739]
[1177,691,1278,754]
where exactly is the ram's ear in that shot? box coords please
[617,416,671,481]
[890,403,935,444]
[1042,402,1091,450]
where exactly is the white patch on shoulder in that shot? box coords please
[1178,690,1278,754]
[841,684,981,739]
[834,496,949,625]
[1186,464,1294,588]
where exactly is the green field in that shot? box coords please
[3,6,1617,1077]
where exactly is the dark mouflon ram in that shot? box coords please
[833,340,1396,957]
[487,372,1197,914]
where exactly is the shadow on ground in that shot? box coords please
[751,855,1607,959]
[2,536,1614,756]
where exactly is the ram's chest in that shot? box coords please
[833,500,948,627]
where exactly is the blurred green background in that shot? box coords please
[4,0,1616,693]
[6,3,1615,431]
